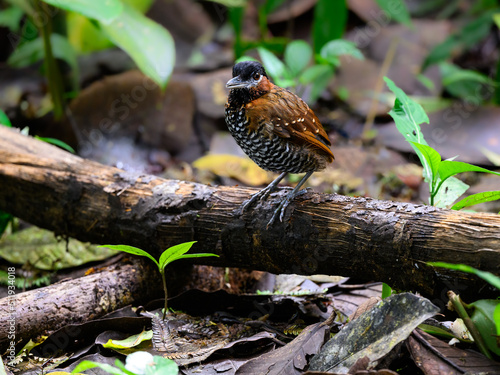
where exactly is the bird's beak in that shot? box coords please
[226,76,248,89]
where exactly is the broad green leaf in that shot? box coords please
[440,62,495,100]
[67,0,155,53]
[428,262,500,290]
[35,136,75,153]
[258,47,294,87]
[146,356,179,375]
[159,241,197,270]
[319,39,364,66]
[9,33,78,70]
[432,176,469,208]
[440,63,494,86]
[103,330,153,349]
[381,283,392,299]
[71,360,126,375]
[384,77,429,145]
[409,142,441,185]
[375,0,412,27]
[312,0,347,54]
[0,110,12,127]
[101,3,175,89]
[452,191,500,210]
[494,304,500,339]
[0,6,24,31]
[284,40,312,76]
[8,33,79,89]
[470,299,500,356]
[99,244,159,267]
[438,160,500,183]
[385,77,431,181]
[41,0,123,24]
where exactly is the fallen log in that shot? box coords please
[0,126,499,304]
[0,257,161,353]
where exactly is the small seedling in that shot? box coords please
[99,241,218,319]
[385,77,500,209]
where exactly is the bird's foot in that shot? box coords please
[241,184,276,213]
[266,188,308,228]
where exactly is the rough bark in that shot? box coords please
[0,126,499,304]
[0,257,161,352]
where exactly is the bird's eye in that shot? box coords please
[253,73,261,80]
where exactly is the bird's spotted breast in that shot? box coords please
[225,105,324,174]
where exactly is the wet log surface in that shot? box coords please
[0,126,499,306]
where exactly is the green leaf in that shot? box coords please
[438,160,500,183]
[494,304,500,339]
[9,33,77,70]
[99,244,159,268]
[319,39,364,66]
[35,136,75,153]
[470,299,500,356]
[146,356,179,375]
[41,0,123,24]
[312,0,347,54]
[0,110,12,127]
[409,142,441,185]
[452,190,500,210]
[284,40,312,76]
[159,241,197,270]
[374,0,412,27]
[381,283,392,299]
[71,360,126,375]
[0,6,24,32]
[384,77,429,144]
[428,262,500,290]
[258,47,294,87]
[103,330,153,349]
[100,3,175,89]
[432,176,469,208]
[440,62,495,100]
[384,77,432,182]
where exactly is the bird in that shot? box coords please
[224,60,334,226]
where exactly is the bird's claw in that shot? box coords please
[265,188,308,228]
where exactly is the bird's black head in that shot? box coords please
[226,61,269,90]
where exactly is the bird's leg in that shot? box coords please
[241,172,287,212]
[267,171,314,227]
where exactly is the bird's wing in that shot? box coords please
[245,87,334,162]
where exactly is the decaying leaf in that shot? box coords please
[309,293,439,373]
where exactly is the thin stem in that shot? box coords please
[161,271,168,320]
[35,0,65,120]
[448,291,492,359]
